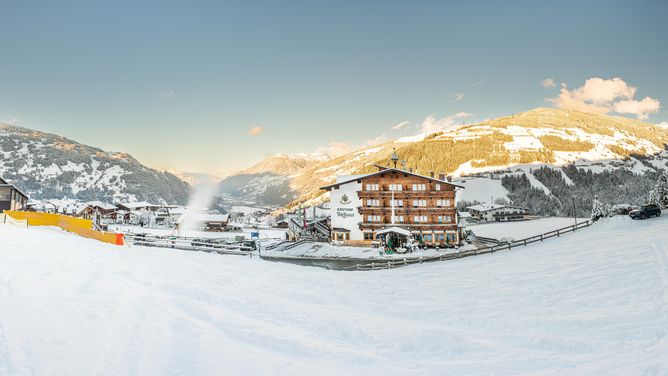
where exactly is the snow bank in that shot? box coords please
[1,218,667,375]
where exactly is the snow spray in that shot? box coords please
[178,183,217,233]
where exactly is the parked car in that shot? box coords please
[629,204,661,220]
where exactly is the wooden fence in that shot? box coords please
[263,220,594,271]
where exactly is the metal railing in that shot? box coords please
[124,234,254,255]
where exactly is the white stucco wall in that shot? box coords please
[329,178,363,241]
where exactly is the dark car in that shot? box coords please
[629,204,661,220]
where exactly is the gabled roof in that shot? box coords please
[0,175,29,199]
[320,167,464,190]
[117,201,155,210]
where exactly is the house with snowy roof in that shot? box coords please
[76,201,117,219]
[466,203,530,222]
[0,176,28,213]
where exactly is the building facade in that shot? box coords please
[0,176,28,213]
[322,167,463,246]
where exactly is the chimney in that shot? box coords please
[438,173,446,181]
[429,171,434,178]
[409,168,413,173]
[447,176,452,182]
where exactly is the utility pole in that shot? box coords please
[572,195,577,226]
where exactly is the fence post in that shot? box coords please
[557,229,560,237]
[371,262,375,270]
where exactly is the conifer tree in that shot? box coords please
[648,188,660,206]
[591,195,606,221]
[656,171,668,208]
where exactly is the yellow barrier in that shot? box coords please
[5,211,124,246]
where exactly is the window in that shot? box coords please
[366,199,380,207]
[423,234,433,242]
[413,215,428,223]
[389,184,403,191]
[364,232,375,240]
[435,184,441,191]
[365,183,379,191]
[412,184,426,191]
[412,199,427,207]
[436,199,451,207]
[437,216,452,224]
[367,215,381,223]
[393,215,404,223]
[0,187,10,201]
[390,199,403,207]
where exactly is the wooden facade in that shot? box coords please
[357,170,459,245]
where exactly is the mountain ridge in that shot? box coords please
[0,123,190,204]
[218,108,668,209]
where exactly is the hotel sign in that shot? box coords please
[336,207,355,218]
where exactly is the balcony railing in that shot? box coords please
[358,222,457,229]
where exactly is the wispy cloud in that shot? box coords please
[160,89,175,98]
[0,117,20,125]
[420,112,472,135]
[451,92,464,101]
[540,78,556,88]
[248,126,264,137]
[472,80,484,87]
[391,120,410,130]
[549,77,660,120]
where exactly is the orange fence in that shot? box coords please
[5,211,124,246]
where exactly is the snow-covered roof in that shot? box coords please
[118,201,155,209]
[321,167,465,190]
[78,201,116,211]
[458,211,472,218]
[466,204,508,212]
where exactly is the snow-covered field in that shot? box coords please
[467,217,589,240]
[1,217,667,375]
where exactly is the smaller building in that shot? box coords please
[0,176,29,213]
[76,201,117,219]
[116,201,157,212]
[466,203,530,222]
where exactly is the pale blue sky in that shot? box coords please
[1,0,666,174]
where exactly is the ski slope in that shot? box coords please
[1,217,667,375]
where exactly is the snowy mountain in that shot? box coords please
[224,108,668,210]
[164,169,223,186]
[217,153,330,206]
[0,123,189,204]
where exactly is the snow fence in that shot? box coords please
[4,211,124,246]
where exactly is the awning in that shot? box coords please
[375,226,411,237]
[332,227,351,233]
